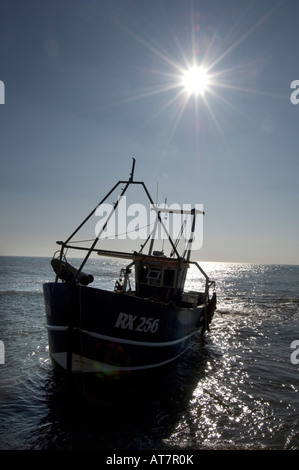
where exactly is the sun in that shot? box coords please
[182,66,209,96]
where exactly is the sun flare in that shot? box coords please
[182,66,209,95]
[113,1,284,152]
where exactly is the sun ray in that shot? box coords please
[116,21,184,74]
[129,87,187,139]
[207,87,256,124]
[208,0,286,71]
[110,81,181,107]
[161,93,190,149]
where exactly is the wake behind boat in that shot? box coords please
[43,159,216,377]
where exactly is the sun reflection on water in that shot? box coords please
[161,262,299,449]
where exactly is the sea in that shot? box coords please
[0,255,298,456]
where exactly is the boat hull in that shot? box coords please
[43,282,208,375]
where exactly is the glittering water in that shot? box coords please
[0,256,298,450]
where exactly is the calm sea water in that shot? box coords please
[0,256,298,451]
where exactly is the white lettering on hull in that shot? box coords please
[115,312,160,333]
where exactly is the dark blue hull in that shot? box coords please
[43,282,209,375]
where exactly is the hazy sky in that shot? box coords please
[0,0,299,264]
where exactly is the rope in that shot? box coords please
[70,221,155,243]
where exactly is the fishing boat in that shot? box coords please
[43,159,216,377]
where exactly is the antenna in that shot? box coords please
[162,197,167,253]
[129,158,136,182]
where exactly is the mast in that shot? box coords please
[74,158,136,280]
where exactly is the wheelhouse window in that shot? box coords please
[146,269,161,285]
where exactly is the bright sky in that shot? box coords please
[0,0,298,264]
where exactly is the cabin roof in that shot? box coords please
[132,251,187,268]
